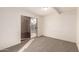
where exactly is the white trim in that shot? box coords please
[18,38,35,52]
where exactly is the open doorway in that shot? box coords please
[30,17,38,38]
[21,16,31,42]
[21,15,38,43]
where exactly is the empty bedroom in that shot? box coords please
[0,7,79,52]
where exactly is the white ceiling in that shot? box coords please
[23,7,76,16]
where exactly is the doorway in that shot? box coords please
[21,15,38,42]
[30,17,38,38]
[21,16,30,42]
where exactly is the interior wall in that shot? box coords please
[37,16,44,36]
[43,11,76,43]
[0,7,38,50]
[77,8,79,50]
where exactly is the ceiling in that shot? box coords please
[23,7,76,16]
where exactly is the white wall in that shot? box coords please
[37,16,44,36]
[77,8,79,50]
[43,11,76,42]
[0,7,39,50]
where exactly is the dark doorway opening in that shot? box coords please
[21,16,31,42]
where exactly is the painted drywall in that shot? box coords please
[43,11,76,42]
[0,7,39,50]
[37,16,44,36]
[77,8,79,50]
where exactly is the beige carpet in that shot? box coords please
[23,36,78,52]
[0,36,78,52]
[0,38,30,52]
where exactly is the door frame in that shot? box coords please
[21,15,38,40]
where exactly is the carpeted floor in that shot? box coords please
[0,38,30,52]
[23,36,78,52]
[0,36,78,52]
